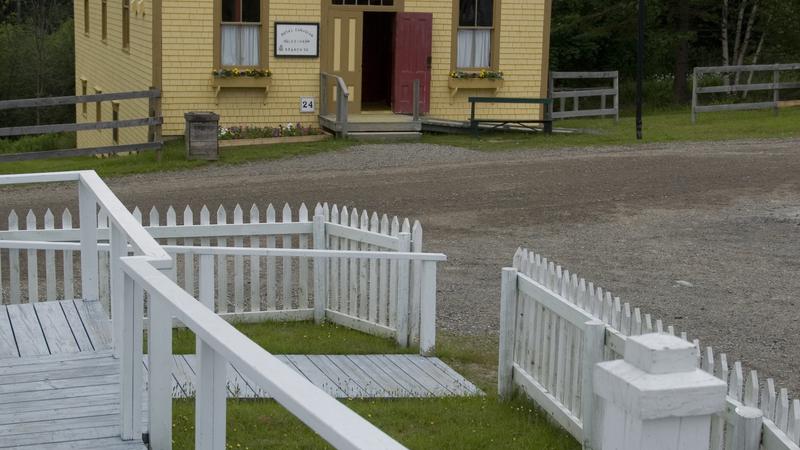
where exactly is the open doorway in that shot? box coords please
[361,12,395,111]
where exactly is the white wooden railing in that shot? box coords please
[499,247,800,450]
[0,171,439,449]
[0,202,437,352]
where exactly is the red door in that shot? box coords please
[392,13,432,114]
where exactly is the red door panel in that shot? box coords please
[392,13,432,114]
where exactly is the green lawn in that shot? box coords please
[0,137,354,177]
[422,107,800,150]
[1,108,797,178]
[160,320,418,355]
[162,320,579,449]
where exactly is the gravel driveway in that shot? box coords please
[2,138,800,393]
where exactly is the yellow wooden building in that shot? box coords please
[74,0,552,145]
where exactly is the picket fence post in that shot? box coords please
[581,320,606,449]
[148,289,173,450]
[498,267,518,399]
[593,333,727,450]
[196,254,226,450]
[312,213,327,323]
[120,271,144,441]
[110,223,126,357]
[418,260,436,356]
[395,232,411,347]
[78,179,99,302]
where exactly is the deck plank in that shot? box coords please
[346,355,413,397]
[74,300,111,351]
[6,303,49,357]
[285,355,347,398]
[34,302,80,355]
[306,355,368,398]
[324,355,392,397]
[0,308,18,358]
[378,355,454,396]
[2,393,120,416]
[60,299,94,351]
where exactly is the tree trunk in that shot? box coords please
[721,0,730,85]
[672,0,690,103]
[734,0,759,84]
[743,31,766,98]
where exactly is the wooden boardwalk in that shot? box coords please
[0,300,480,448]
[149,353,481,399]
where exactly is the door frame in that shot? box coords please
[321,0,406,114]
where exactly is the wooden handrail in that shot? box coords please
[320,72,349,138]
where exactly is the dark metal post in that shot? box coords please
[636,0,645,140]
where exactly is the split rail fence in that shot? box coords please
[548,71,619,122]
[0,202,438,353]
[498,247,800,450]
[0,88,163,161]
[691,63,800,123]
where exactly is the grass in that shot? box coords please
[164,320,578,450]
[0,136,355,177]
[158,320,418,355]
[1,108,797,178]
[171,395,579,450]
[422,107,800,150]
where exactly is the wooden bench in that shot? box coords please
[468,97,553,135]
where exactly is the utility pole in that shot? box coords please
[636,0,645,140]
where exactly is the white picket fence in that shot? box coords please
[0,202,432,351]
[499,247,800,450]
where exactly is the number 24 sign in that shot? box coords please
[300,97,315,113]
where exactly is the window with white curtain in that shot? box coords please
[457,0,494,69]
[221,0,261,66]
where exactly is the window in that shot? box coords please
[456,0,496,69]
[220,0,262,66]
[102,0,107,40]
[112,102,120,144]
[84,0,90,34]
[122,0,130,49]
[81,79,88,116]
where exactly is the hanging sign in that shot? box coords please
[274,23,319,58]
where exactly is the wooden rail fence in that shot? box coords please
[692,63,800,123]
[548,71,619,122]
[499,247,800,450]
[0,88,163,161]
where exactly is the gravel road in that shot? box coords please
[2,137,800,393]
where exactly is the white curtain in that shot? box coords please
[221,23,260,66]
[456,29,491,68]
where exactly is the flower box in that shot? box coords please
[211,76,273,104]
[448,78,504,97]
[217,133,330,149]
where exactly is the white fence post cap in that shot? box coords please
[594,333,727,420]
[624,333,697,374]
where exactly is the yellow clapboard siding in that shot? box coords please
[76,0,550,142]
[74,0,152,148]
